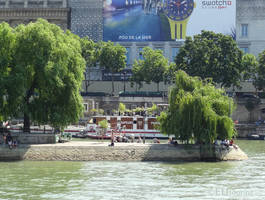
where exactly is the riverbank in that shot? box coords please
[0,141,248,162]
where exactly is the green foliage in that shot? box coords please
[130,61,144,91]
[98,109,104,115]
[125,109,132,113]
[118,103,126,114]
[164,62,177,84]
[242,53,258,81]
[80,37,99,67]
[147,103,158,115]
[90,108,98,114]
[131,47,168,91]
[254,50,265,91]
[0,19,86,131]
[132,107,145,114]
[99,41,126,95]
[80,37,100,92]
[99,119,108,129]
[158,70,236,144]
[174,30,244,88]
[0,22,16,120]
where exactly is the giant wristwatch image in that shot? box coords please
[164,0,195,40]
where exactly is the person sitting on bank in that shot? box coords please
[2,134,6,146]
[153,138,160,144]
[214,140,219,145]
[130,134,135,143]
[122,136,129,143]
[168,137,174,145]
[229,139,238,149]
[137,136,142,143]
[13,139,18,148]
[6,132,13,149]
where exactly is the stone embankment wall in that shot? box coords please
[0,142,248,162]
[0,133,56,144]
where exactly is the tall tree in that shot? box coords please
[99,41,126,95]
[80,37,100,92]
[253,50,265,91]
[158,70,236,144]
[130,60,144,91]
[0,23,16,121]
[6,19,86,132]
[175,30,244,88]
[132,47,168,91]
[242,53,258,82]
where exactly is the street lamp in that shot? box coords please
[123,71,126,92]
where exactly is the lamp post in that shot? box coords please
[123,71,126,92]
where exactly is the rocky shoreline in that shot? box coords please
[0,141,248,162]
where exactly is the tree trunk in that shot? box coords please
[23,79,36,133]
[85,67,91,92]
[111,72,114,95]
[23,113,30,133]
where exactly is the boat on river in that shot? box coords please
[7,124,85,135]
[247,134,265,140]
[79,115,167,139]
[6,115,168,139]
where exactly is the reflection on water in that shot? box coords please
[0,140,264,200]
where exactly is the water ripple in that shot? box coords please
[0,140,264,200]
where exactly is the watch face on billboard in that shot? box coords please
[103,0,236,42]
[165,0,194,21]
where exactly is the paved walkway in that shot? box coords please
[27,141,156,147]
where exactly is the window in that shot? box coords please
[138,47,144,60]
[241,24,248,37]
[171,47,179,62]
[240,47,249,54]
[125,47,131,65]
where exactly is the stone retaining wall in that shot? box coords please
[0,133,56,144]
[0,142,248,162]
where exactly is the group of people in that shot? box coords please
[215,139,238,149]
[2,132,17,149]
[109,131,148,146]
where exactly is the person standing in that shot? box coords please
[109,130,114,147]
[6,132,13,149]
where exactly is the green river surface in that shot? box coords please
[0,140,264,200]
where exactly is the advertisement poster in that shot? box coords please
[103,0,236,42]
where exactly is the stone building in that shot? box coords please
[0,0,69,30]
[237,0,265,56]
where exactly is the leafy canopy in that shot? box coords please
[0,19,86,130]
[174,30,244,88]
[0,23,16,120]
[158,70,236,144]
[253,50,265,91]
[131,47,168,91]
[99,41,126,95]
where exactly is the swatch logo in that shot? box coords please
[201,0,232,9]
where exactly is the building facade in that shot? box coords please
[237,0,265,56]
[1,0,264,67]
[0,0,69,30]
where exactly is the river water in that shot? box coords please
[0,140,264,200]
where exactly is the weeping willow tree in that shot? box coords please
[158,70,236,144]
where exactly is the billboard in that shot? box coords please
[103,0,236,42]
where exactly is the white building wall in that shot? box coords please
[237,0,265,56]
